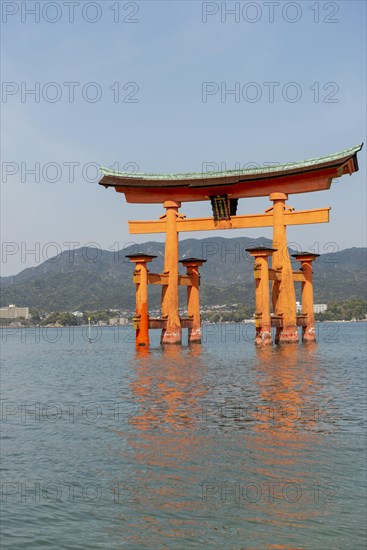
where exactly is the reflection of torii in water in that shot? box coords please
[99,144,362,347]
[130,345,207,431]
[246,345,339,533]
[110,342,339,547]
[112,346,212,547]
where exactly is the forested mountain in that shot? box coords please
[1,237,366,312]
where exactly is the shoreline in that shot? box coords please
[1,319,366,329]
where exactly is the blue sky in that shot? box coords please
[1,0,366,275]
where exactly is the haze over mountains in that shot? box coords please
[1,237,366,312]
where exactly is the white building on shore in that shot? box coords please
[109,317,129,326]
[296,302,327,314]
[0,304,31,320]
[314,303,328,314]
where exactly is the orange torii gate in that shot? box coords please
[99,144,362,348]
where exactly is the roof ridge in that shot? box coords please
[100,143,363,181]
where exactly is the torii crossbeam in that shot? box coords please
[99,144,362,348]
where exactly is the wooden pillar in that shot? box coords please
[292,252,319,342]
[126,253,156,349]
[246,247,276,345]
[179,258,206,344]
[161,200,182,345]
[269,192,298,344]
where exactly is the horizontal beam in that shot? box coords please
[292,270,306,283]
[256,314,307,328]
[133,272,192,286]
[254,268,306,282]
[129,208,330,234]
[133,317,194,330]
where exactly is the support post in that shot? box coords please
[126,253,156,349]
[269,192,298,343]
[179,258,206,343]
[292,252,320,342]
[246,247,276,345]
[161,200,182,344]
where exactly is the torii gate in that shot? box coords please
[99,144,362,348]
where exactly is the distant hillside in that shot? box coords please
[1,237,366,312]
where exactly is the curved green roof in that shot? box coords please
[100,144,363,182]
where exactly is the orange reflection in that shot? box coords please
[242,342,334,548]
[130,344,206,431]
[254,344,319,432]
[111,338,337,549]
[113,344,211,546]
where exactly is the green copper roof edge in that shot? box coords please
[100,143,363,181]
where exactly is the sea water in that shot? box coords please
[1,323,366,549]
